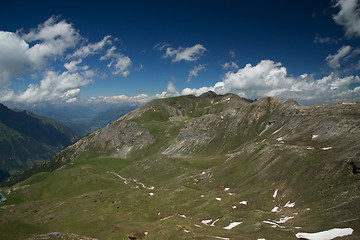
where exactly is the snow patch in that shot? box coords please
[295,228,353,240]
[276,216,294,223]
[263,220,285,228]
[239,201,248,205]
[284,201,295,208]
[306,146,315,150]
[213,237,230,240]
[211,219,220,227]
[273,189,279,199]
[202,219,213,225]
[312,134,319,139]
[271,207,280,212]
[224,187,230,191]
[321,147,333,150]
[228,193,235,196]
[223,222,242,230]
[216,197,222,201]
[232,206,237,209]
[149,193,154,196]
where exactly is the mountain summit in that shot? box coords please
[1,93,360,239]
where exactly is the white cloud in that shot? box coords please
[23,16,80,67]
[156,81,180,98]
[326,45,352,68]
[221,61,239,70]
[0,70,92,104]
[91,93,153,104]
[86,60,360,106]
[175,60,360,103]
[0,31,29,87]
[0,16,80,88]
[101,46,132,78]
[187,64,206,82]
[72,35,111,58]
[153,42,170,51]
[163,44,206,62]
[64,59,82,72]
[333,0,360,38]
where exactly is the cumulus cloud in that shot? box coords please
[72,35,111,58]
[160,44,206,62]
[187,64,206,82]
[64,59,83,72]
[91,93,153,104]
[176,60,360,103]
[0,16,134,104]
[0,16,80,88]
[88,60,360,105]
[0,32,30,87]
[100,46,132,78]
[23,16,80,67]
[326,45,353,68]
[155,81,180,98]
[0,70,92,104]
[221,61,239,70]
[333,0,360,38]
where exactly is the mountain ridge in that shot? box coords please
[1,93,359,239]
[0,103,79,176]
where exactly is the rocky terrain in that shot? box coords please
[0,92,359,239]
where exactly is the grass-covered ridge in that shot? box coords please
[1,93,360,239]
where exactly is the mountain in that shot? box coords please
[0,103,78,177]
[11,102,139,136]
[1,93,359,240]
[84,105,138,134]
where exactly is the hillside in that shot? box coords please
[0,92,360,240]
[0,103,78,177]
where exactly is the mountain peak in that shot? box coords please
[199,91,218,98]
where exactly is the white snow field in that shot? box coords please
[295,228,353,240]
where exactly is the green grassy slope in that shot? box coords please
[1,93,359,240]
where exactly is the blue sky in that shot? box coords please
[1,0,360,106]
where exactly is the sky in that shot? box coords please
[1,0,360,106]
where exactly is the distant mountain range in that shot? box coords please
[0,103,79,178]
[9,102,139,136]
[1,92,359,239]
